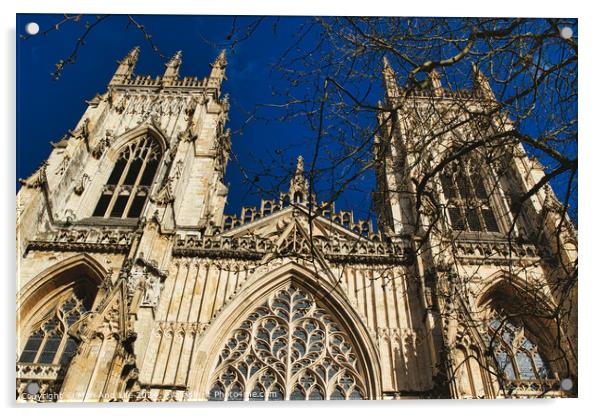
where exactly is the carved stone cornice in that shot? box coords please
[26,228,133,254]
[452,238,542,266]
[16,362,63,382]
[172,234,411,265]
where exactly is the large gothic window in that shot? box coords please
[485,312,552,384]
[18,293,90,367]
[93,136,162,219]
[440,159,500,233]
[208,285,367,401]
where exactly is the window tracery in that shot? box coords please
[208,285,366,401]
[485,312,552,384]
[440,158,500,233]
[93,135,162,218]
[18,293,89,367]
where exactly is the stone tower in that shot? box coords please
[373,57,578,398]
[17,48,232,401]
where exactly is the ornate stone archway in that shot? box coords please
[188,262,382,401]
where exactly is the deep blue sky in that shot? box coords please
[16,14,576,224]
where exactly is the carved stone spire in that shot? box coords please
[208,49,227,92]
[429,68,444,96]
[289,155,309,204]
[472,63,496,101]
[109,46,140,86]
[162,50,182,85]
[295,155,304,175]
[382,56,400,101]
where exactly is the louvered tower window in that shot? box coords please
[93,136,162,219]
[440,160,500,232]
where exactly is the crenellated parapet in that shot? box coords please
[109,48,227,98]
[220,155,377,239]
[221,198,376,238]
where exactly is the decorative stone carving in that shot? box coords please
[141,273,162,307]
[453,238,541,265]
[91,130,113,159]
[26,227,133,254]
[173,229,410,265]
[177,123,197,142]
[19,161,48,189]
[73,173,90,195]
[124,257,167,308]
[151,179,175,206]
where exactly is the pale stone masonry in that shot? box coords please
[16,49,577,402]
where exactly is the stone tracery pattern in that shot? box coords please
[208,285,366,401]
[485,312,552,384]
[19,293,88,366]
[93,135,162,219]
[17,293,90,401]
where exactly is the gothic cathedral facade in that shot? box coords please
[16,49,577,402]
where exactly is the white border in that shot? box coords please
[2,1,598,415]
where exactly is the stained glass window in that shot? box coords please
[487,312,552,382]
[208,285,367,401]
[18,293,89,367]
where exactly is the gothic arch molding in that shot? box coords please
[476,271,558,342]
[188,261,382,400]
[88,124,168,219]
[475,270,570,377]
[477,270,556,310]
[109,124,169,158]
[17,253,108,346]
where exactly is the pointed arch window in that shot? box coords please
[440,159,500,233]
[93,136,162,219]
[208,285,367,401]
[485,312,552,384]
[18,293,90,367]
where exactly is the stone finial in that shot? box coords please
[382,56,400,99]
[472,63,496,101]
[163,50,182,84]
[209,49,227,91]
[429,68,443,96]
[382,56,394,76]
[289,155,309,204]
[212,49,227,69]
[109,46,140,86]
[295,155,304,175]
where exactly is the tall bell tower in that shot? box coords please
[373,57,578,398]
[16,48,233,401]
